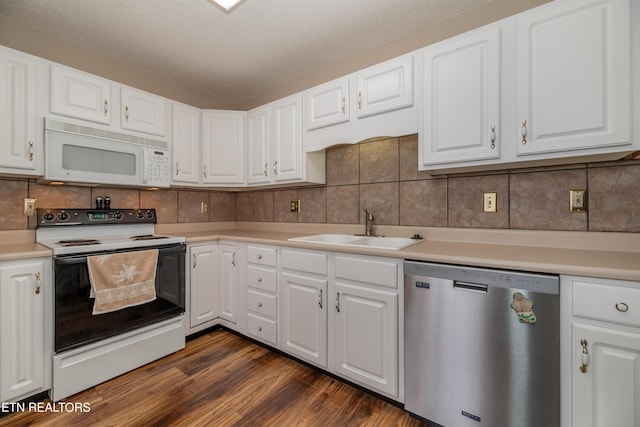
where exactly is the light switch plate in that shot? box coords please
[23,198,38,216]
[570,190,587,212]
[483,193,497,213]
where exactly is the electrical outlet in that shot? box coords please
[290,200,300,212]
[201,202,208,214]
[570,190,587,212]
[23,198,38,216]
[483,193,497,213]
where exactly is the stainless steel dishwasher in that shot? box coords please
[404,261,560,427]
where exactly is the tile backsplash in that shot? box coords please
[2,134,639,232]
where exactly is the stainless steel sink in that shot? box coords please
[288,234,421,250]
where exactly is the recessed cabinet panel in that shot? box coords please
[356,55,413,119]
[121,86,167,137]
[272,95,303,182]
[202,110,245,184]
[516,0,630,155]
[50,64,111,125]
[189,245,218,329]
[172,103,200,184]
[306,77,350,130]
[421,26,500,165]
[246,106,270,184]
[0,49,39,172]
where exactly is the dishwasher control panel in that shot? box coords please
[404,260,559,294]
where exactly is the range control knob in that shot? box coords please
[135,211,144,219]
[43,212,55,221]
[113,211,124,220]
[57,212,69,221]
[146,211,154,219]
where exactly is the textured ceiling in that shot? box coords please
[0,0,491,107]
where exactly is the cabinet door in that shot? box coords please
[0,261,45,401]
[281,272,327,367]
[218,244,237,324]
[50,64,111,125]
[305,76,350,130]
[420,26,500,166]
[271,95,303,182]
[172,103,201,184]
[356,55,413,119]
[189,245,218,328]
[515,0,630,156]
[573,323,640,427]
[246,105,271,184]
[333,281,397,396]
[0,49,39,171]
[202,110,245,184]
[121,86,167,136]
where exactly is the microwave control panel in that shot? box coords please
[144,148,171,188]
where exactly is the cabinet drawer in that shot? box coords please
[574,280,640,327]
[335,255,399,289]
[247,313,277,346]
[248,289,277,319]
[282,249,328,276]
[248,246,277,267]
[247,265,277,293]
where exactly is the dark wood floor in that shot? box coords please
[1,329,427,426]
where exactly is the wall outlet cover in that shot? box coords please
[570,190,587,212]
[23,198,38,216]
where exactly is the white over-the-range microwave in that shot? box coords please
[44,118,172,188]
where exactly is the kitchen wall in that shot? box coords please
[1,134,638,232]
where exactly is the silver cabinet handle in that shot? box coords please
[490,125,496,149]
[203,165,207,179]
[263,162,268,176]
[257,277,263,283]
[28,140,34,161]
[521,119,527,145]
[616,302,629,312]
[257,301,263,308]
[341,96,346,114]
[257,326,263,332]
[273,161,278,175]
[335,292,340,312]
[579,339,589,373]
[193,253,197,268]
[257,254,262,260]
[318,289,323,309]
[34,272,41,295]
[175,162,180,176]
[124,105,129,122]
[357,91,362,110]
[231,252,236,267]
[104,99,109,117]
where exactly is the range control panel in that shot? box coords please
[36,209,157,227]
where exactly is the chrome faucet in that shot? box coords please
[364,208,374,236]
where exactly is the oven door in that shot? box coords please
[53,243,185,353]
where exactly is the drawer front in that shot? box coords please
[247,265,277,293]
[573,280,640,327]
[247,313,277,346]
[335,255,399,289]
[248,245,277,267]
[248,289,277,319]
[282,249,328,276]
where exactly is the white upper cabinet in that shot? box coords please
[304,53,418,151]
[420,0,637,173]
[0,47,41,175]
[420,25,501,166]
[121,86,168,137]
[246,105,271,185]
[247,95,325,186]
[306,76,350,130]
[271,94,303,183]
[50,64,111,125]
[172,102,201,184]
[515,0,631,156]
[202,110,245,185]
[356,54,413,119]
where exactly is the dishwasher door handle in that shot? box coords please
[454,281,488,293]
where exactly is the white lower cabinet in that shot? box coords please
[218,244,238,325]
[281,249,329,368]
[279,249,402,400]
[246,245,278,346]
[187,244,218,334]
[563,275,640,427]
[0,258,51,402]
